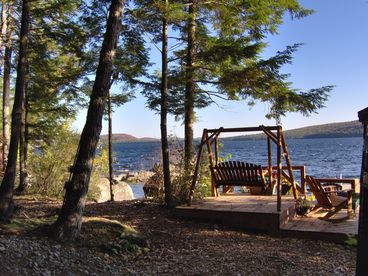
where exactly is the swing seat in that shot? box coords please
[210,161,269,193]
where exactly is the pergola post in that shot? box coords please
[189,125,293,213]
[357,107,368,275]
[277,126,282,212]
[267,137,273,186]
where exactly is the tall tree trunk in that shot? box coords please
[184,0,196,170]
[0,0,30,221]
[50,0,124,241]
[160,0,172,206]
[17,87,29,194]
[2,2,12,171]
[108,92,114,201]
[356,123,368,275]
[0,0,7,68]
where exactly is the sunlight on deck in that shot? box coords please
[187,195,295,214]
[175,194,358,243]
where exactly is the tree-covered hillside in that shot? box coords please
[225,120,362,140]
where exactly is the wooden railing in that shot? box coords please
[314,178,360,193]
[262,165,306,194]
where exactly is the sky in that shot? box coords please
[74,0,368,138]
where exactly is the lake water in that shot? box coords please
[114,137,363,198]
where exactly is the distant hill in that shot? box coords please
[100,133,159,143]
[225,120,362,141]
[102,120,362,143]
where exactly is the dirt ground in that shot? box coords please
[0,197,356,275]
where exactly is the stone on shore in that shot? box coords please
[118,170,155,183]
[97,178,134,202]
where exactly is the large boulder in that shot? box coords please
[97,178,135,202]
[119,170,155,183]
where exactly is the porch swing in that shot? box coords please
[188,125,306,211]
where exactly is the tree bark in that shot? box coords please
[0,0,7,67]
[160,0,172,206]
[17,87,29,194]
[50,0,124,241]
[108,92,114,201]
[184,0,196,170]
[356,123,368,275]
[2,1,12,171]
[0,0,30,221]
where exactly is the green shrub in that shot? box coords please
[28,126,107,200]
[144,136,226,204]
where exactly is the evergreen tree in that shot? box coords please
[0,0,30,221]
[134,0,187,204]
[50,0,125,241]
[170,1,331,166]
[15,0,88,193]
[160,0,172,205]
[1,0,13,171]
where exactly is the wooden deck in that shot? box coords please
[175,195,296,234]
[175,195,358,243]
[280,207,358,243]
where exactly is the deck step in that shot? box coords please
[175,195,358,243]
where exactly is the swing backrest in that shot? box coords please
[210,161,266,188]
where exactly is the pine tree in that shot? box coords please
[50,0,125,241]
[1,0,13,171]
[0,0,30,221]
[160,0,172,205]
[141,1,332,182]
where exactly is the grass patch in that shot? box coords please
[344,234,357,247]
[0,213,148,255]
[80,217,149,254]
[0,216,57,235]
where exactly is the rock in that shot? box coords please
[121,170,155,183]
[96,178,135,202]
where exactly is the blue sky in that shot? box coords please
[74,0,368,138]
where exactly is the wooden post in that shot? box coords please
[214,135,219,165]
[267,137,273,188]
[277,126,282,212]
[188,129,206,204]
[205,133,217,196]
[301,166,306,193]
[206,132,214,166]
[281,131,298,198]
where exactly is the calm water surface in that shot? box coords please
[113,137,363,197]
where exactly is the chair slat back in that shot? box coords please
[211,161,266,188]
[306,175,332,207]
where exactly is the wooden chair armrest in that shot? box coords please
[322,190,340,194]
[327,189,353,198]
[322,185,339,191]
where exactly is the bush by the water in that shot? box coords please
[143,136,213,204]
[28,126,107,200]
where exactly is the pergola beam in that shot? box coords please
[188,125,297,211]
[206,126,278,133]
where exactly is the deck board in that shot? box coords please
[175,194,358,243]
[175,195,295,234]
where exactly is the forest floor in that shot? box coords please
[0,196,356,275]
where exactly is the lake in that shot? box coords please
[113,137,363,198]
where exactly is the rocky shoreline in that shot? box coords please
[95,170,154,202]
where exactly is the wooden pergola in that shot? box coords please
[357,107,368,275]
[188,125,305,211]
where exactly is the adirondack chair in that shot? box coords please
[210,161,269,195]
[305,175,353,220]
